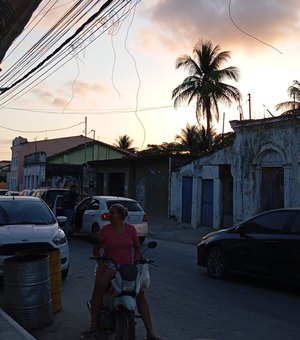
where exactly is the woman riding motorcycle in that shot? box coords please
[82,203,159,340]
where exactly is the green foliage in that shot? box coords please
[114,135,135,152]
[138,142,182,156]
[275,80,300,115]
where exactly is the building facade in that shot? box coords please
[170,113,300,229]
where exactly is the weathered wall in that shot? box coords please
[171,147,233,228]
[231,114,300,224]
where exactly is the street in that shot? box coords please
[2,236,300,339]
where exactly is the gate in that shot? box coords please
[201,179,213,227]
[182,176,193,223]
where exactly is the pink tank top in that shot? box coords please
[99,223,138,265]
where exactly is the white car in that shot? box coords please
[0,196,69,279]
[72,196,148,243]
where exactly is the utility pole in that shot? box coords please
[238,99,243,120]
[293,92,296,111]
[84,116,87,164]
[248,93,252,120]
[89,129,95,161]
[222,112,225,135]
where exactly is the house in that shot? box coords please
[170,146,233,229]
[7,135,133,191]
[84,155,195,217]
[0,161,10,188]
[170,113,300,229]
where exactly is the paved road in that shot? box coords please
[0,217,213,339]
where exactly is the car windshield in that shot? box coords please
[106,200,143,212]
[0,200,57,225]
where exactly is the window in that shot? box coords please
[289,212,300,234]
[244,211,292,234]
[106,200,142,212]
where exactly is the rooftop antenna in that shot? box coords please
[237,100,243,120]
[263,104,274,117]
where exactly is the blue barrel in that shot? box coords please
[4,254,53,331]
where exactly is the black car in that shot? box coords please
[197,208,300,283]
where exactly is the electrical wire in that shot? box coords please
[123,2,146,149]
[228,0,283,54]
[0,121,84,133]
[0,0,141,107]
[1,105,176,114]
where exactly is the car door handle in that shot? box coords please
[265,240,279,244]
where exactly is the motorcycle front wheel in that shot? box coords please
[115,306,135,340]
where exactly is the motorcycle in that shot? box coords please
[87,241,158,340]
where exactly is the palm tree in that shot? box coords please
[172,40,241,149]
[175,123,216,156]
[275,80,300,115]
[114,135,134,151]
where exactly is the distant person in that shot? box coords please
[64,184,79,238]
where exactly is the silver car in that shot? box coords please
[73,196,148,243]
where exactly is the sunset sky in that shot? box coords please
[0,0,299,160]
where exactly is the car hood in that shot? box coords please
[201,226,233,241]
[0,224,59,241]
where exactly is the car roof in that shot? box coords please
[34,187,69,191]
[91,196,137,202]
[0,196,41,201]
[236,207,300,225]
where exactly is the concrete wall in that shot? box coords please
[171,147,233,229]
[171,113,300,230]
[231,114,300,224]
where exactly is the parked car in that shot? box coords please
[19,189,34,196]
[0,189,8,196]
[197,208,300,283]
[31,187,70,216]
[5,191,20,196]
[0,196,69,279]
[73,196,148,243]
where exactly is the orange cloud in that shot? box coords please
[138,0,300,54]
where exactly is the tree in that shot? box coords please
[138,142,181,156]
[114,135,135,151]
[172,40,241,149]
[275,80,300,115]
[175,123,216,156]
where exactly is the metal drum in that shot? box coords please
[4,254,53,331]
[46,249,62,313]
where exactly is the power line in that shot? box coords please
[0,0,141,107]
[1,105,177,114]
[0,121,84,133]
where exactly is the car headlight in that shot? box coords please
[52,228,67,245]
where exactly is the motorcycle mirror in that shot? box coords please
[147,241,157,249]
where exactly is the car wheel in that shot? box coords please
[91,224,100,236]
[139,236,145,244]
[206,246,228,279]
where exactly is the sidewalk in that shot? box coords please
[148,216,214,245]
[0,308,36,340]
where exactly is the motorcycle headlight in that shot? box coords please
[52,228,67,245]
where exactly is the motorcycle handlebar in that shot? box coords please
[90,256,157,267]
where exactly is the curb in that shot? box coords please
[0,308,36,340]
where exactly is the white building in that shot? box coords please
[170,113,300,229]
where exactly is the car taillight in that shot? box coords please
[101,212,110,221]
[143,214,148,222]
